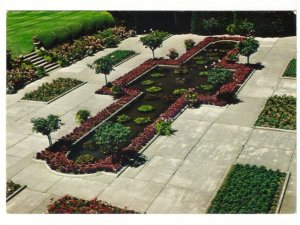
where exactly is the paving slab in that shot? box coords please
[237,145,293,172]
[7,189,50,214]
[187,140,243,166]
[273,79,297,97]
[98,177,164,212]
[168,160,227,192]
[178,105,226,122]
[172,120,212,139]
[6,132,29,148]
[135,156,182,184]
[146,185,211,214]
[6,153,36,179]
[11,163,62,192]
[201,123,253,145]
[47,177,108,199]
[6,155,22,169]
[247,129,296,151]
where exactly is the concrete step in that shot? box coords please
[34,61,48,67]
[23,52,36,59]
[45,64,60,73]
[24,54,40,62]
[31,57,45,64]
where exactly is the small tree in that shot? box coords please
[31,115,62,146]
[237,37,260,64]
[94,121,131,161]
[88,58,114,85]
[140,31,164,58]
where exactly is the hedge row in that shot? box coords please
[34,12,115,49]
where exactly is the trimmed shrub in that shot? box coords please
[141,80,154,86]
[134,117,152,125]
[35,31,57,49]
[75,154,94,164]
[116,114,131,123]
[137,105,155,113]
[146,86,162,93]
[76,109,91,124]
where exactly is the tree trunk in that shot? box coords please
[152,50,155,59]
[247,56,250,64]
[47,134,52,146]
[104,74,108,85]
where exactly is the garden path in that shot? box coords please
[6,35,296,214]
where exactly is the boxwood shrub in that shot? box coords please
[283,59,296,77]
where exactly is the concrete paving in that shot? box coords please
[6,35,296,214]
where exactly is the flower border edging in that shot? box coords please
[6,185,27,202]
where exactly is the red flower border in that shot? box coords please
[36,36,253,174]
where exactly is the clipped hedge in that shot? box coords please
[283,58,296,77]
[34,11,114,49]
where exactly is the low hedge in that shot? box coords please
[34,11,115,49]
[92,50,136,67]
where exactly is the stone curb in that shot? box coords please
[253,126,296,133]
[6,185,27,202]
[276,172,291,213]
[281,76,296,80]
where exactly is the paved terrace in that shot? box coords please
[6,35,296,214]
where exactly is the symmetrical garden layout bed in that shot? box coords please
[36,36,254,174]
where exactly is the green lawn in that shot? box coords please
[7,11,111,57]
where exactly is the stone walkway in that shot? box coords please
[6,35,296,214]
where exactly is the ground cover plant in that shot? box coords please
[255,95,296,130]
[90,50,137,68]
[22,78,83,102]
[7,11,114,57]
[6,180,21,197]
[208,164,286,214]
[36,36,254,174]
[283,58,296,77]
[47,195,138,214]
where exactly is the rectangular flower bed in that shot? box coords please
[91,50,137,67]
[207,164,286,214]
[47,195,139,214]
[283,58,296,78]
[255,95,296,130]
[36,36,254,174]
[22,78,84,102]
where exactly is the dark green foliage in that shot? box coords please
[198,71,209,76]
[116,114,131,123]
[22,78,83,102]
[102,34,121,48]
[134,117,152,125]
[155,120,174,136]
[31,114,62,146]
[255,95,296,130]
[184,39,196,51]
[6,180,21,197]
[35,31,57,49]
[200,84,214,91]
[207,68,232,86]
[283,59,296,77]
[93,50,136,66]
[88,57,114,85]
[137,105,155,113]
[94,121,131,154]
[76,109,91,124]
[208,164,286,214]
[237,37,260,64]
[75,154,94,164]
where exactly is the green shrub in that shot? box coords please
[283,59,296,77]
[198,71,209,76]
[92,50,136,67]
[54,27,72,44]
[255,95,296,130]
[116,114,131,123]
[173,88,188,95]
[76,109,91,124]
[35,31,57,48]
[137,105,155,113]
[146,86,162,93]
[208,164,286,213]
[67,23,84,39]
[184,39,196,51]
[103,34,121,48]
[134,117,152,125]
[75,154,94,164]
[141,80,154,86]
[150,72,165,78]
[156,120,174,136]
[207,68,232,86]
[200,84,214,91]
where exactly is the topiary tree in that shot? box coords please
[237,37,260,64]
[140,31,164,58]
[31,115,62,146]
[94,121,131,161]
[88,57,114,85]
[75,109,91,124]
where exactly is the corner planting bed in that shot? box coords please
[36,36,254,174]
[207,164,286,214]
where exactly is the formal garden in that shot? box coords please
[6,11,296,215]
